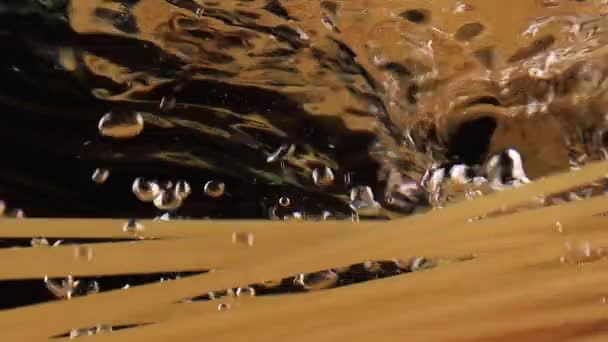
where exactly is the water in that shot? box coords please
[1,1,608,221]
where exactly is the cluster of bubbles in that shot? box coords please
[96,109,226,215]
[0,200,25,218]
[266,146,540,221]
[419,148,532,209]
[68,324,113,340]
[189,254,473,312]
[43,275,99,300]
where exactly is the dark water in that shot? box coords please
[0,0,409,219]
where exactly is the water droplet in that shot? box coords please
[312,166,335,187]
[73,245,94,262]
[278,196,291,207]
[204,180,225,198]
[98,111,144,139]
[217,303,231,311]
[159,96,176,112]
[232,232,255,247]
[132,178,161,202]
[174,180,191,199]
[153,190,183,211]
[295,270,338,290]
[321,210,332,220]
[122,218,144,234]
[236,287,256,297]
[91,168,109,184]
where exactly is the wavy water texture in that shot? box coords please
[1,0,608,219]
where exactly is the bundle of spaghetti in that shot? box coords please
[1,161,608,341]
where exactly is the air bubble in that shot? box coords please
[295,270,338,290]
[98,111,144,139]
[159,96,176,112]
[30,237,50,247]
[312,166,335,187]
[92,168,110,184]
[363,260,382,273]
[350,186,381,216]
[204,180,225,198]
[217,303,231,311]
[278,196,291,207]
[408,257,435,272]
[232,232,255,247]
[236,287,256,297]
[132,178,161,202]
[155,213,171,221]
[560,241,606,265]
[153,190,183,211]
[44,275,80,300]
[453,1,474,12]
[175,180,192,199]
[266,144,295,163]
[485,149,531,190]
[8,209,25,219]
[73,246,94,262]
[95,324,113,334]
[69,328,93,339]
[556,221,563,233]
